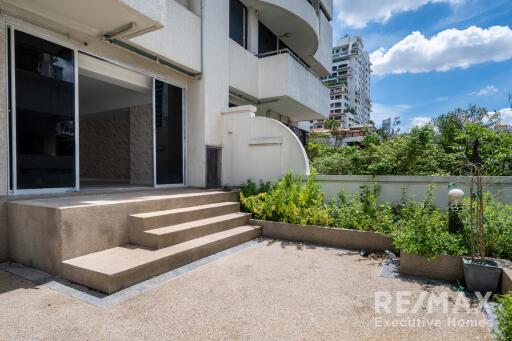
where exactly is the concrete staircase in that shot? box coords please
[61,193,261,294]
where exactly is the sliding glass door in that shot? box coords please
[9,29,76,191]
[154,79,184,185]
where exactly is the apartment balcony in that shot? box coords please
[243,0,332,77]
[334,53,356,64]
[258,49,329,121]
[1,0,163,39]
[229,43,329,121]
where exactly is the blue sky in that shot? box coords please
[332,0,512,130]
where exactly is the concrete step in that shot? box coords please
[62,225,261,294]
[129,202,241,239]
[136,212,252,249]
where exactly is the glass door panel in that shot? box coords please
[14,30,76,189]
[154,79,183,185]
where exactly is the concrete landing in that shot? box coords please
[7,188,232,209]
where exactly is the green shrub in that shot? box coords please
[392,187,468,258]
[240,179,274,197]
[460,194,512,260]
[496,294,512,341]
[306,141,334,160]
[310,146,366,175]
[240,175,511,262]
[240,173,333,226]
[328,185,396,235]
[483,199,512,260]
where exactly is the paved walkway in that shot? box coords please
[0,239,492,340]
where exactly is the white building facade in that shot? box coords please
[0,0,332,194]
[0,0,333,262]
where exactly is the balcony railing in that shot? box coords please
[257,48,326,87]
[285,124,309,146]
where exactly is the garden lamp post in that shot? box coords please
[448,183,465,206]
[448,183,464,233]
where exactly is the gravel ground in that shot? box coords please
[0,239,492,340]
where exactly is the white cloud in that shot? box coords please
[496,108,512,125]
[370,26,512,75]
[334,0,462,28]
[471,85,499,96]
[411,117,432,127]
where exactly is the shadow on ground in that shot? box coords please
[262,238,346,252]
[0,270,39,295]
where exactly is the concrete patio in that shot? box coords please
[0,239,492,340]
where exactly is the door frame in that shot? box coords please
[5,18,188,194]
[6,23,80,195]
[152,78,187,188]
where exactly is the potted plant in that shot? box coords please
[463,138,502,294]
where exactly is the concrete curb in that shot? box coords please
[250,219,395,252]
[399,252,464,283]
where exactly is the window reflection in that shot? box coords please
[14,31,75,189]
[155,80,183,185]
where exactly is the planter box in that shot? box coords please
[400,252,464,283]
[250,219,395,252]
[463,258,502,293]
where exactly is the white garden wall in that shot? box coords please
[314,175,512,207]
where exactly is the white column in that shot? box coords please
[246,7,259,55]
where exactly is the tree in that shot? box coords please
[345,107,356,115]
[323,118,340,130]
[308,105,512,177]
[434,105,500,129]
[433,105,501,152]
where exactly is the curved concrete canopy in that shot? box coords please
[2,0,162,39]
[243,0,319,58]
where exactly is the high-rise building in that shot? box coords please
[382,118,392,135]
[300,35,371,131]
[327,36,371,127]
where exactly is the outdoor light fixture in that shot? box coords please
[448,183,464,234]
[448,183,465,206]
